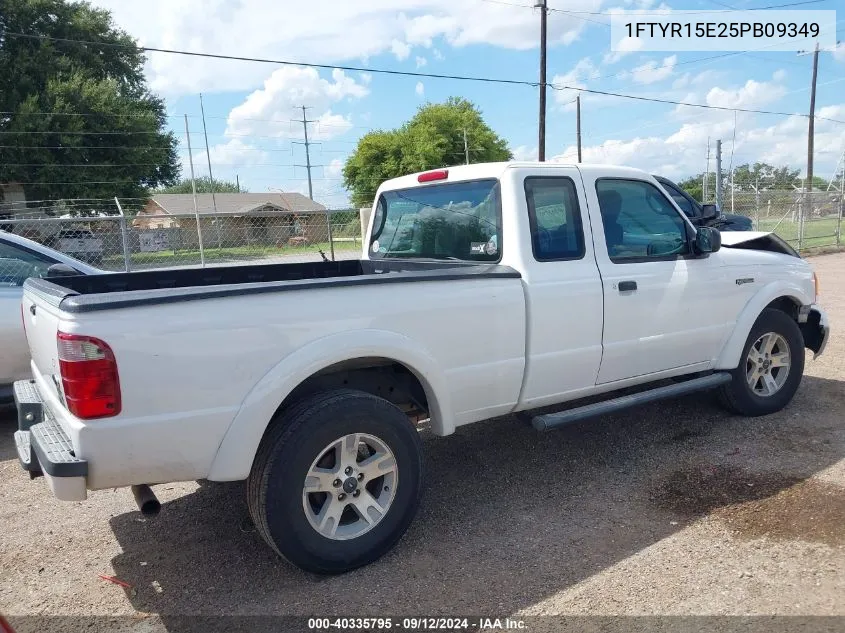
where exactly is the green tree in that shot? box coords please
[0,0,180,205]
[343,97,512,207]
[677,175,704,202]
[678,162,806,202]
[159,176,244,194]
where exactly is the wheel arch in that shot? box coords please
[715,281,811,370]
[207,329,451,482]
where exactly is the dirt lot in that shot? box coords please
[1,252,844,631]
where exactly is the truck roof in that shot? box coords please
[376,161,654,194]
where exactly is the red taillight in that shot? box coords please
[57,332,121,419]
[417,169,448,183]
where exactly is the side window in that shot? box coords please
[525,177,585,261]
[660,181,696,218]
[595,179,690,263]
[0,243,57,287]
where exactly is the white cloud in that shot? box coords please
[628,55,676,84]
[552,58,598,109]
[512,145,538,161]
[551,102,845,182]
[603,36,643,64]
[415,56,428,68]
[325,158,345,179]
[703,79,787,111]
[391,39,412,61]
[89,0,603,95]
[312,112,355,140]
[772,69,787,82]
[223,66,368,141]
[432,48,445,61]
[205,138,269,168]
[415,81,425,97]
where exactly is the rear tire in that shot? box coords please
[247,389,424,574]
[718,308,804,416]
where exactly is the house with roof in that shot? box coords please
[134,192,329,248]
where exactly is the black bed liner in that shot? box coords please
[24,259,521,314]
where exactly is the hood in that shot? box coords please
[719,230,800,257]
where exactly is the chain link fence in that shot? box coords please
[0,198,365,271]
[722,190,843,250]
[1,190,842,273]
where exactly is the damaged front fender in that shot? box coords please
[800,305,830,359]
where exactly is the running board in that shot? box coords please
[532,372,733,432]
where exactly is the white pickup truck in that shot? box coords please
[13,162,829,574]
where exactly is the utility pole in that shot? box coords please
[715,139,723,210]
[236,174,240,193]
[536,0,547,161]
[704,138,711,202]
[293,106,331,259]
[199,94,222,250]
[576,94,582,163]
[184,114,205,267]
[293,105,317,200]
[803,42,820,195]
[463,128,470,165]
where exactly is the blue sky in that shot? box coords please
[93,0,845,207]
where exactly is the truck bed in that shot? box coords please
[24,259,520,313]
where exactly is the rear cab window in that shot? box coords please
[524,177,585,261]
[370,179,502,262]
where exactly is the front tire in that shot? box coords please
[247,389,424,574]
[718,308,805,416]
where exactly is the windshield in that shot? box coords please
[369,179,502,261]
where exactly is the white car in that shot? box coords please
[45,228,105,265]
[12,162,829,574]
[0,231,99,399]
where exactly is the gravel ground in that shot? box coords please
[1,252,843,631]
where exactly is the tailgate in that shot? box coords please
[21,284,66,403]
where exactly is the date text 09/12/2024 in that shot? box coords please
[307,617,527,630]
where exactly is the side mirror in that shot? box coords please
[46,263,81,277]
[695,226,721,254]
[700,203,720,222]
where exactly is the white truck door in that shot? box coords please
[513,168,605,409]
[586,176,730,384]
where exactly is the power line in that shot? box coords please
[2,163,184,167]
[0,130,166,135]
[0,144,177,150]
[2,31,843,131]
[551,84,845,123]
[4,32,540,88]
[480,0,827,15]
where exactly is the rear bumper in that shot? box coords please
[13,380,88,501]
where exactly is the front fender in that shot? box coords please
[206,329,450,482]
[715,281,813,370]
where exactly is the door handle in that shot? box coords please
[618,280,637,292]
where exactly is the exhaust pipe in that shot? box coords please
[131,484,161,516]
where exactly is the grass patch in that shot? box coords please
[756,217,841,250]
